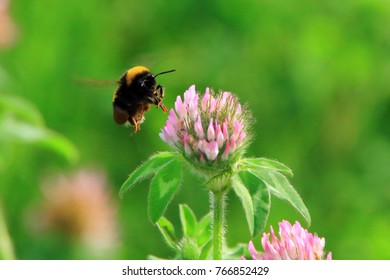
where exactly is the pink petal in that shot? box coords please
[248,241,258,259]
[209,96,216,113]
[219,92,232,108]
[236,103,242,115]
[161,122,179,147]
[197,139,207,154]
[229,137,236,154]
[221,140,230,161]
[175,96,187,119]
[184,85,199,120]
[222,122,229,140]
[204,140,219,160]
[216,125,225,148]
[167,109,179,127]
[183,85,196,105]
[207,119,216,141]
[194,115,204,139]
[237,131,246,146]
[201,88,211,112]
[183,133,191,156]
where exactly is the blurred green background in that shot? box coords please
[1,0,389,259]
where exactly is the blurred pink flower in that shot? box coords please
[244,220,332,260]
[160,85,250,166]
[0,0,17,48]
[35,169,118,253]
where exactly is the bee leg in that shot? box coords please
[146,95,159,105]
[156,86,168,112]
[156,85,165,101]
[160,104,168,113]
[130,117,140,134]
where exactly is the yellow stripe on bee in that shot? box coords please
[125,66,150,86]
[112,90,117,102]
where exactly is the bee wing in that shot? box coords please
[113,104,129,125]
[73,77,118,87]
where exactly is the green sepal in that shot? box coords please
[156,217,179,250]
[195,213,212,247]
[154,205,213,260]
[199,240,213,260]
[179,204,197,238]
[179,237,201,260]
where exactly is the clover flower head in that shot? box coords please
[245,220,332,260]
[160,85,251,171]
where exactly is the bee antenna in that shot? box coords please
[153,69,176,78]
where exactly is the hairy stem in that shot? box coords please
[211,190,225,260]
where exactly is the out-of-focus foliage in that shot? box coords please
[0,94,78,164]
[0,0,389,259]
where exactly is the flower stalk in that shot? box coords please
[211,190,225,260]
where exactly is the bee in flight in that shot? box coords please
[112,66,175,133]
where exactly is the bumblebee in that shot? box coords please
[112,66,175,133]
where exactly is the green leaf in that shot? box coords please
[238,170,271,236]
[249,168,311,226]
[156,217,178,250]
[232,170,271,237]
[148,157,182,223]
[0,94,44,126]
[195,213,212,247]
[37,130,79,164]
[0,117,78,163]
[119,152,177,198]
[232,176,254,235]
[179,204,197,238]
[240,157,293,177]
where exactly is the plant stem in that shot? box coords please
[212,190,225,260]
[0,201,15,259]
